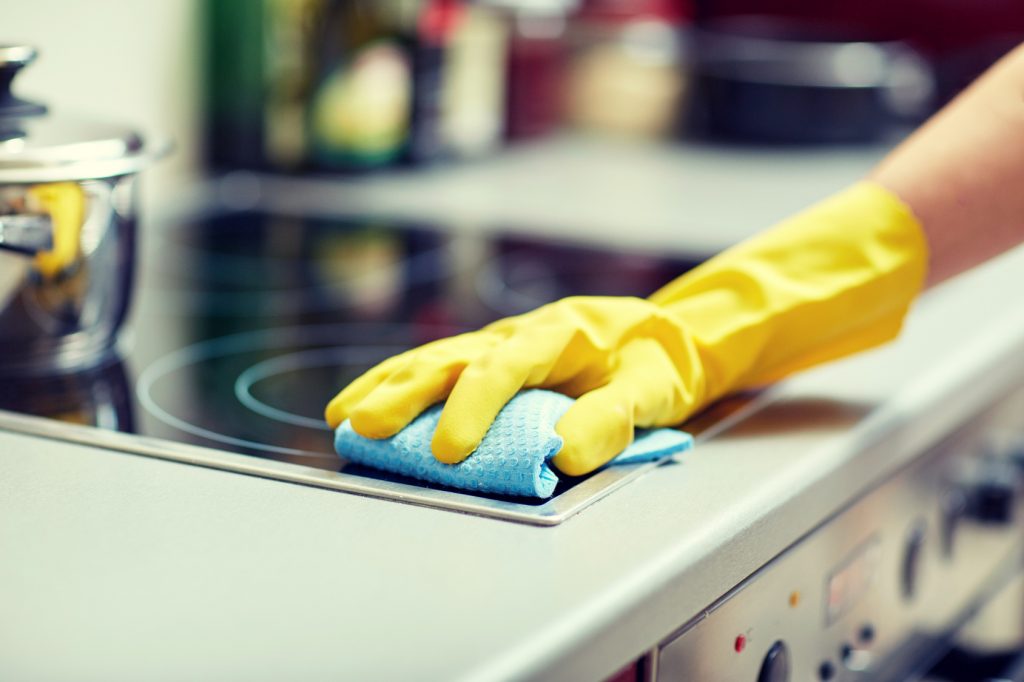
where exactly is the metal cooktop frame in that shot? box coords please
[0,408,673,525]
[0,389,760,525]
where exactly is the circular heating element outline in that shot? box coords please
[235,346,374,430]
[136,323,414,457]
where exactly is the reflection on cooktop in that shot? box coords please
[0,357,135,432]
[153,213,458,318]
[3,211,699,502]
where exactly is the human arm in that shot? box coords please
[871,43,1024,286]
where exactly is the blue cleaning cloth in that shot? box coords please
[334,389,693,498]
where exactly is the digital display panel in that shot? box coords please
[826,536,881,624]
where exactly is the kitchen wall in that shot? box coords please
[1,0,201,213]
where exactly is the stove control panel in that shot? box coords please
[656,387,1024,681]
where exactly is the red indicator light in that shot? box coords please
[734,635,747,653]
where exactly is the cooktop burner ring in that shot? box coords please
[136,323,415,458]
[234,346,405,431]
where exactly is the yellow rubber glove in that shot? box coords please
[28,182,87,279]
[326,182,928,475]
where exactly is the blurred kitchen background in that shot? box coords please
[5,0,1024,223]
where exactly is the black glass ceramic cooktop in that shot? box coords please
[0,210,698,501]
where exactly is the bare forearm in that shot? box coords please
[870,44,1024,286]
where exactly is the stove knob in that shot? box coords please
[757,641,790,682]
[840,642,873,672]
[968,460,1018,525]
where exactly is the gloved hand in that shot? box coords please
[326,182,928,475]
[328,296,706,475]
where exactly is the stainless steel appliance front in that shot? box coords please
[656,385,1024,681]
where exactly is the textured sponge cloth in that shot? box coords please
[334,389,693,498]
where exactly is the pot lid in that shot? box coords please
[0,45,169,183]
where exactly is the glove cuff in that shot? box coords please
[649,181,929,401]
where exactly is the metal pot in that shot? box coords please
[0,45,168,374]
[688,17,935,144]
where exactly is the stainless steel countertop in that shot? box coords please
[4,142,1024,681]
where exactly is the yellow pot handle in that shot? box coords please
[28,182,86,279]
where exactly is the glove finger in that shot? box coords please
[552,380,636,477]
[553,338,686,476]
[430,351,537,464]
[347,356,468,439]
[431,328,577,463]
[324,354,405,428]
[327,331,497,431]
[546,363,611,399]
[617,338,691,428]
